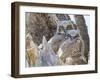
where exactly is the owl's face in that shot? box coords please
[67,30,80,40]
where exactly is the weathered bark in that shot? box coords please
[25,13,57,45]
[74,15,89,62]
[26,33,38,67]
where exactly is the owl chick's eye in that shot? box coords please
[73,34,79,39]
[67,34,72,40]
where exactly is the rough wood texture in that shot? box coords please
[74,15,89,62]
[26,13,57,45]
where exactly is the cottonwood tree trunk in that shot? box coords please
[25,13,57,45]
[74,15,89,63]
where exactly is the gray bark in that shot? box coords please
[74,15,89,62]
[25,13,57,45]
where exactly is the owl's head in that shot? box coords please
[66,30,80,40]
